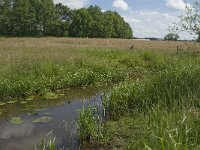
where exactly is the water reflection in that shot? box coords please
[0,87,106,150]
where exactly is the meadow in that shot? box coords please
[1,38,200,150]
[0,37,180,100]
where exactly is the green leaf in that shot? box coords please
[0,102,6,106]
[7,100,18,104]
[10,117,24,125]
[33,116,53,123]
[44,92,58,100]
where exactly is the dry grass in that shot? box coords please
[0,37,199,51]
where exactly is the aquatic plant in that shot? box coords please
[36,138,56,150]
[33,116,53,123]
[78,106,100,141]
[10,117,24,125]
[43,92,58,100]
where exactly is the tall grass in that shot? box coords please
[100,52,200,149]
[36,138,56,150]
[0,47,167,100]
[103,108,200,150]
[105,58,200,116]
[78,106,103,142]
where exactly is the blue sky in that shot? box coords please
[53,0,197,39]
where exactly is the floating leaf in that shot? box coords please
[20,101,27,104]
[7,100,18,104]
[33,116,53,123]
[44,92,58,100]
[10,117,24,125]
[25,96,35,101]
[0,102,6,106]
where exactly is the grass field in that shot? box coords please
[0,37,180,100]
[1,38,200,149]
[0,37,200,50]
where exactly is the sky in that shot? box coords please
[53,0,197,40]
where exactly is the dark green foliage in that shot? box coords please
[164,33,179,41]
[69,8,93,37]
[0,1,133,38]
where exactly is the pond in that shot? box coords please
[0,87,106,150]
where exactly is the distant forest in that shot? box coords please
[0,0,133,38]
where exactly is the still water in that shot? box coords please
[0,88,106,150]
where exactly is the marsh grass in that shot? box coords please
[102,108,200,150]
[36,138,56,150]
[97,51,200,149]
[0,43,168,100]
[105,58,200,117]
[78,106,103,142]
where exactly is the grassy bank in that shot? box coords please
[79,50,200,149]
[0,39,171,100]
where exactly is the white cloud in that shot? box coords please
[166,0,191,10]
[123,16,142,23]
[112,0,128,11]
[125,10,193,40]
[53,0,90,9]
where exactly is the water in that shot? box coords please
[0,88,106,150]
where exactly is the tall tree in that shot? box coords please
[11,0,37,36]
[88,5,104,38]
[0,2,133,38]
[39,0,59,36]
[164,33,179,41]
[101,11,133,38]
[172,1,200,42]
[0,0,14,36]
[102,11,114,38]
[69,8,93,37]
[55,3,73,36]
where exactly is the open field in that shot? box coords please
[0,37,200,50]
[0,37,186,100]
[1,38,200,149]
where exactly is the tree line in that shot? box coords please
[0,0,133,38]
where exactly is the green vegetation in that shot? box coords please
[164,33,179,41]
[37,138,56,150]
[33,116,53,123]
[78,49,200,149]
[10,117,24,125]
[78,107,101,142]
[0,47,166,101]
[172,1,200,42]
[1,37,200,149]
[0,1,132,38]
